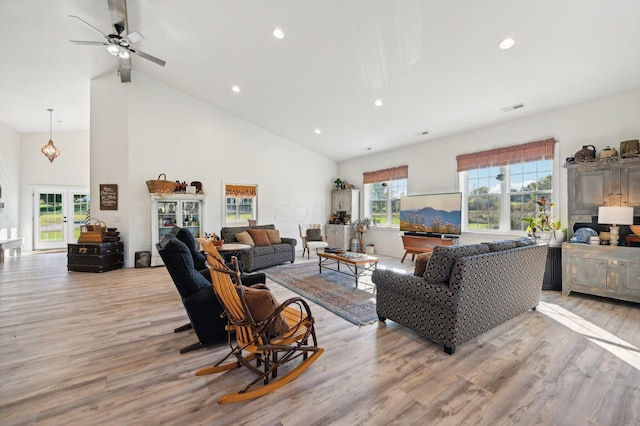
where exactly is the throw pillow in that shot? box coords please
[248,229,271,247]
[306,228,322,241]
[424,244,490,284]
[265,229,282,244]
[414,252,432,277]
[515,237,536,247]
[235,231,255,246]
[241,284,290,337]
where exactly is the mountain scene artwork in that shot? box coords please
[400,207,462,234]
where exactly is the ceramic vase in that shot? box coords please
[535,231,553,244]
[548,230,566,247]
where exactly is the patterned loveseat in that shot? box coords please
[372,239,547,354]
[220,224,296,272]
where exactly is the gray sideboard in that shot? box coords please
[562,242,640,303]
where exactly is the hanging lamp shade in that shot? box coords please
[42,108,60,163]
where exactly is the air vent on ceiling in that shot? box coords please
[501,103,524,112]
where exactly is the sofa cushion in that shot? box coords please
[265,229,282,244]
[242,284,290,336]
[424,244,490,283]
[248,229,271,247]
[272,243,293,254]
[306,228,322,241]
[235,231,255,246]
[483,240,517,252]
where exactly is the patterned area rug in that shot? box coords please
[263,261,378,326]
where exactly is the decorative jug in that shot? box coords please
[574,145,596,161]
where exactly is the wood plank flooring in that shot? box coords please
[1,251,640,425]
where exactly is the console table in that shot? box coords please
[400,234,454,262]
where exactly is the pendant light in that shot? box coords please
[41,108,60,163]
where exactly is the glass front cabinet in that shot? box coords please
[150,193,206,266]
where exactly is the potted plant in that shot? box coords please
[522,197,560,243]
[334,178,343,190]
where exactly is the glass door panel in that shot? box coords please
[157,200,178,241]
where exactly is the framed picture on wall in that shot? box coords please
[100,184,118,210]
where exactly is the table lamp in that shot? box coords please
[598,206,634,246]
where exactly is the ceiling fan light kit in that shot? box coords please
[106,44,130,59]
[41,108,60,163]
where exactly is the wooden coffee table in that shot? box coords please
[317,252,379,288]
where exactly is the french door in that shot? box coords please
[33,186,90,250]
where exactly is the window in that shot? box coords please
[363,165,408,227]
[225,184,257,225]
[464,160,553,232]
[457,138,556,233]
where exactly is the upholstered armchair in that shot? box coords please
[157,227,265,353]
[299,224,329,258]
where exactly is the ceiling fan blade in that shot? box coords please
[69,14,109,37]
[124,30,144,45]
[107,0,128,35]
[129,48,166,67]
[118,57,132,83]
[70,40,108,46]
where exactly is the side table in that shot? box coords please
[542,246,562,291]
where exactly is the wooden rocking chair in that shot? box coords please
[196,238,324,404]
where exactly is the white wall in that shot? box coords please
[91,71,337,266]
[18,129,90,251]
[0,121,20,239]
[339,87,640,257]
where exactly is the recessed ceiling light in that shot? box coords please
[314,128,321,134]
[273,28,285,39]
[498,38,515,50]
[231,85,241,93]
[374,99,383,107]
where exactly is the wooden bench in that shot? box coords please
[401,234,454,263]
[0,238,24,264]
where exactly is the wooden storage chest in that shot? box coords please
[67,242,124,272]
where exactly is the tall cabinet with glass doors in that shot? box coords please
[150,193,206,266]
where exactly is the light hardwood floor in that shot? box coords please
[1,251,640,425]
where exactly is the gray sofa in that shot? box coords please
[220,224,296,272]
[372,239,547,354]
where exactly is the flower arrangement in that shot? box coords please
[522,196,559,234]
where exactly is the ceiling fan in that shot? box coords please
[70,0,165,83]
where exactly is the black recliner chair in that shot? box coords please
[157,227,265,353]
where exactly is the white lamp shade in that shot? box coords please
[598,206,634,225]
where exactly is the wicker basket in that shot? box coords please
[146,173,177,194]
[79,219,106,243]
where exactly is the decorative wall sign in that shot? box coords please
[100,184,118,210]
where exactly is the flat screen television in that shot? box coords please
[400,192,462,235]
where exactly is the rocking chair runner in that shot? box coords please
[196,238,324,404]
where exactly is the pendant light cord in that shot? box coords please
[48,108,53,139]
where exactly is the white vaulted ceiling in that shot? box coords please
[2,0,640,161]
